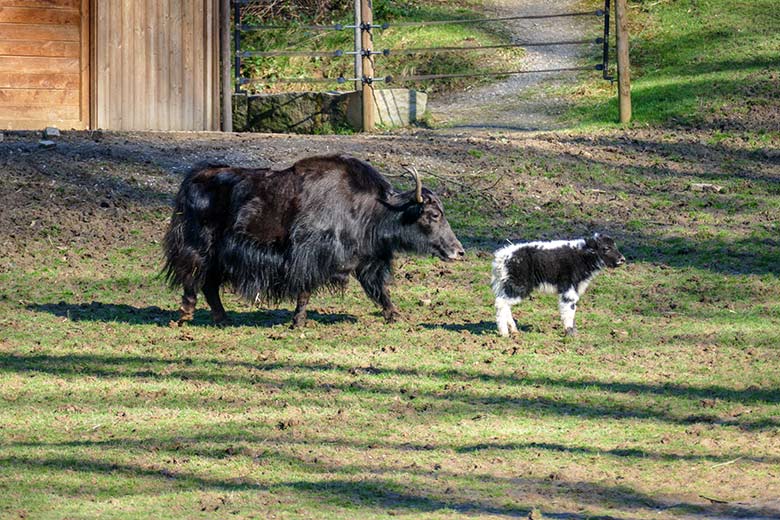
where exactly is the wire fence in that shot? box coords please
[233,0,615,89]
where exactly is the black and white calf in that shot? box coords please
[491,233,625,336]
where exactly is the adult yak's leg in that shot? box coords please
[202,270,228,324]
[356,259,398,323]
[291,291,311,328]
[179,286,198,324]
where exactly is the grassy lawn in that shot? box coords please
[1,0,779,519]
[1,123,778,518]
[569,0,780,129]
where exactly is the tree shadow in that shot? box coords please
[27,301,357,328]
[3,350,778,430]
[3,452,779,519]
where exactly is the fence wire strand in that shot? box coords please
[389,10,602,27]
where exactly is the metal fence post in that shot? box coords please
[360,0,375,132]
[234,0,242,93]
[221,0,232,132]
[615,0,631,123]
[354,0,362,93]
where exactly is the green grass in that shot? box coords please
[240,0,523,94]
[567,0,780,129]
[1,121,780,518]
[2,0,780,516]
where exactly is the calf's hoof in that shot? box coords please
[565,326,578,337]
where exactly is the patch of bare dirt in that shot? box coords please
[701,70,780,133]
[1,124,778,276]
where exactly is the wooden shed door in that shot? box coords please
[94,0,220,131]
[0,0,90,130]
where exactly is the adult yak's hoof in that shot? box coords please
[383,309,400,323]
[565,326,578,337]
[290,313,307,329]
[176,307,194,326]
[213,315,232,328]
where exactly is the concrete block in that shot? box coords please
[346,89,427,130]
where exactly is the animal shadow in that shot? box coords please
[28,302,357,328]
[421,320,535,336]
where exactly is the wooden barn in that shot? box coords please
[0,0,224,131]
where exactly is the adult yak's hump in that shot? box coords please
[291,154,393,198]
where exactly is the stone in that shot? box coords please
[345,88,427,129]
[246,91,350,134]
[690,182,725,194]
[38,139,56,149]
[232,93,249,132]
[43,126,60,138]
[234,88,425,134]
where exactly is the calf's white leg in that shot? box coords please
[558,288,580,336]
[495,297,519,336]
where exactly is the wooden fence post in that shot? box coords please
[615,0,631,123]
[220,0,232,132]
[360,0,375,132]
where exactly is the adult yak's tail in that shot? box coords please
[162,161,230,291]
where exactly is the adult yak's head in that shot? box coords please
[387,166,465,262]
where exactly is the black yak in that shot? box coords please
[491,233,625,336]
[163,154,464,327]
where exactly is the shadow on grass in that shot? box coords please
[2,351,779,429]
[15,430,780,467]
[420,319,499,335]
[2,453,779,519]
[420,320,534,335]
[28,301,357,328]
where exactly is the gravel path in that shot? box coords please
[427,0,598,132]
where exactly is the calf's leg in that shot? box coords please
[558,287,580,336]
[495,297,519,337]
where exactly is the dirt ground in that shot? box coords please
[2,126,777,261]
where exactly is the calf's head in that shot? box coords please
[586,233,626,268]
[394,167,465,262]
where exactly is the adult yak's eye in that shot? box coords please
[429,211,441,222]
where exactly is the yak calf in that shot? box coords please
[491,233,625,336]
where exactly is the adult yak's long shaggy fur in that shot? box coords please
[163,154,464,327]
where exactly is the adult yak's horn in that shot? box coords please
[403,165,423,204]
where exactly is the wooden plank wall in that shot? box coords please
[0,0,89,130]
[95,0,220,131]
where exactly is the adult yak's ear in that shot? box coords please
[400,203,423,225]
